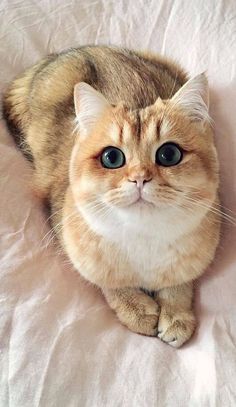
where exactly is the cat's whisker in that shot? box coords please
[43,208,63,225]
[83,200,106,212]
[41,228,56,247]
[181,196,236,226]
[89,203,116,221]
[171,184,236,223]
[82,200,110,215]
[183,195,236,222]
[178,200,221,224]
[154,188,230,228]
[41,209,78,248]
[76,199,119,227]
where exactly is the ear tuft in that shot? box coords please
[171,73,211,123]
[74,82,110,138]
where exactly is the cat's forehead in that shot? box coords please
[110,104,172,146]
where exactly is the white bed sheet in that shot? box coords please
[0,1,236,406]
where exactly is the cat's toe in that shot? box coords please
[119,298,160,337]
[137,311,160,336]
[157,307,196,348]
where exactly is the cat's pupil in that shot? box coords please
[107,150,118,164]
[161,146,175,161]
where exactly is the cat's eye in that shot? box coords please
[156,143,183,167]
[101,147,126,169]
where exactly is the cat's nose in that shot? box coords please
[128,176,152,189]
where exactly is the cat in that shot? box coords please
[3,46,220,347]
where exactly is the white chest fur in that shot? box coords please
[81,205,203,284]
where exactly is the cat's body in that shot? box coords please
[3,46,220,347]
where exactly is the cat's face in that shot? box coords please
[70,75,219,240]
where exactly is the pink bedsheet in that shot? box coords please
[0,1,236,406]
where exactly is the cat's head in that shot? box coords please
[69,74,219,240]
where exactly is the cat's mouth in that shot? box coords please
[130,196,154,208]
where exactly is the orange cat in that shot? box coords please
[3,46,220,347]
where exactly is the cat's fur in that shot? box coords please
[3,46,220,347]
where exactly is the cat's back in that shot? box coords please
[71,46,187,107]
[26,45,187,105]
[3,46,187,139]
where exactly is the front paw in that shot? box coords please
[116,294,160,337]
[157,307,196,348]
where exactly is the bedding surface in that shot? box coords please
[0,1,236,406]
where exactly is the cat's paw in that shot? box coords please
[117,294,160,337]
[157,307,196,348]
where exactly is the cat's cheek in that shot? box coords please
[71,173,108,204]
[159,162,214,195]
[97,174,130,200]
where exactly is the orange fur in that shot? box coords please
[3,46,220,347]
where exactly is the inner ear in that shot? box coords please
[170,73,210,123]
[74,82,110,138]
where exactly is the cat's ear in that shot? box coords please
[74,82,110,138]
[171,73,210,123]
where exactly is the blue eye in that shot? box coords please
[101,147,126,169]
[156,143,183,167]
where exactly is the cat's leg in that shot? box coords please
[103,288,160,336]
[155,282,196,348]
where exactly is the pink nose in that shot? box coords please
[128,176,152,189]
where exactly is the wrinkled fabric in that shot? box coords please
[0,1,236,406]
